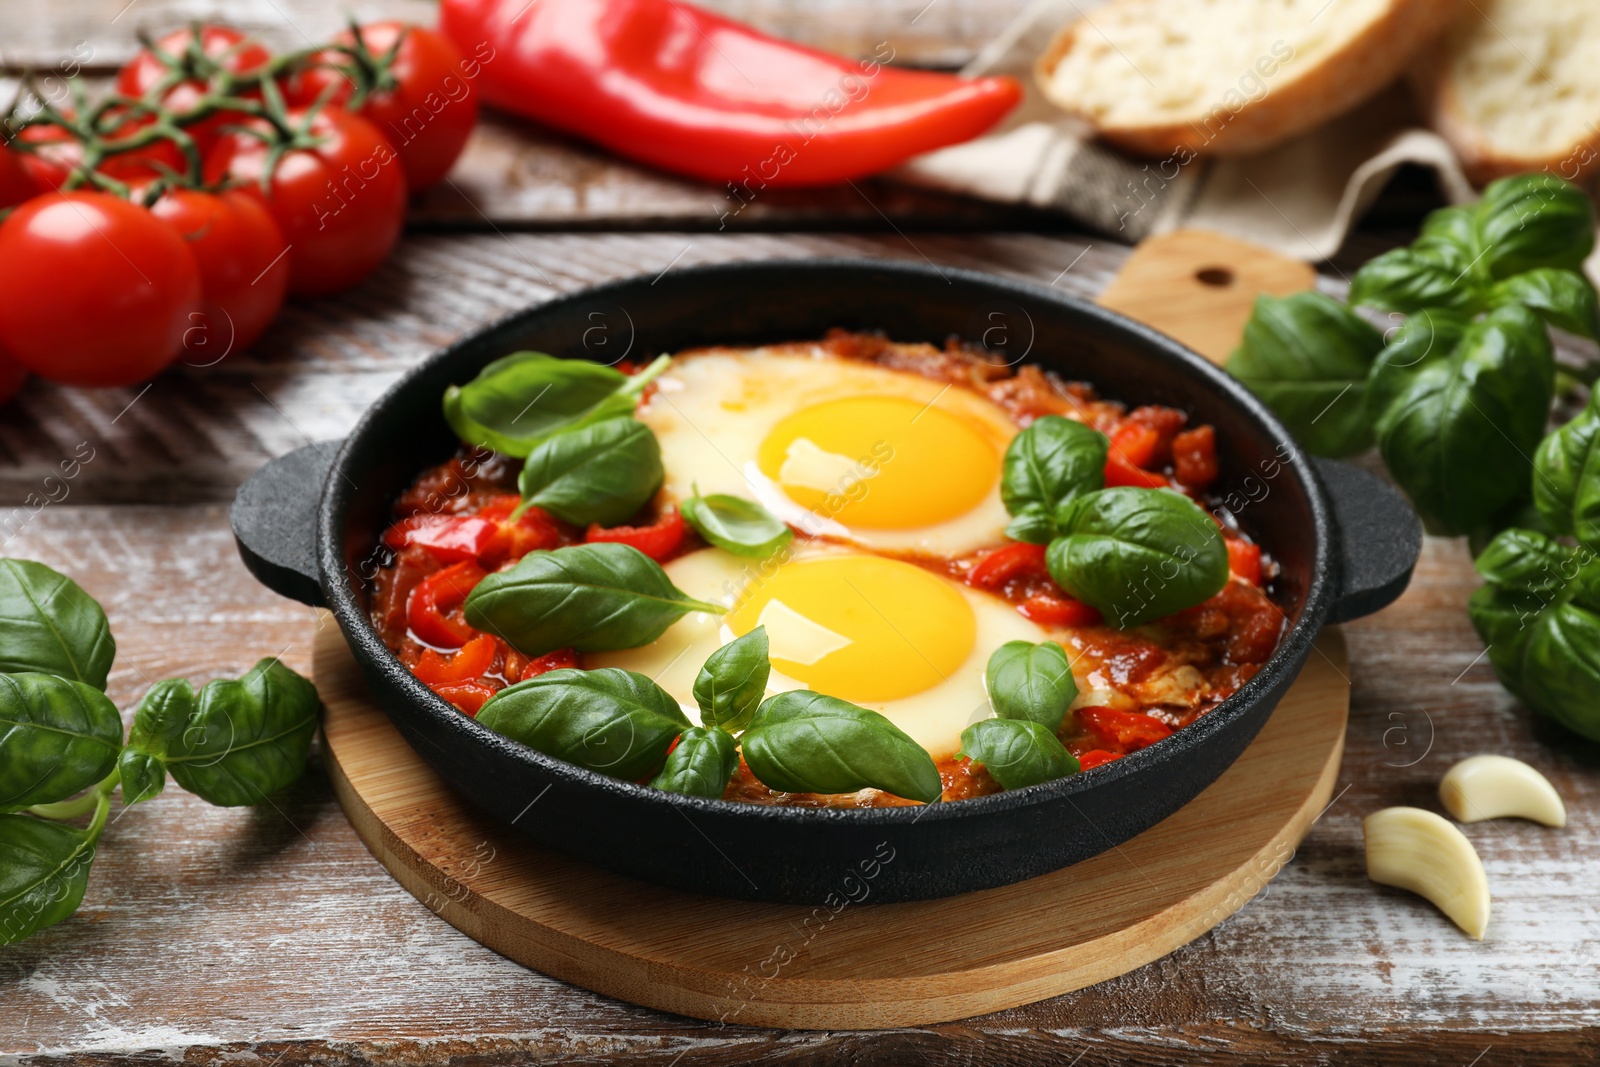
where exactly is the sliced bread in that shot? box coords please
[1035,0,1463,158]
[1412,0,1600,185]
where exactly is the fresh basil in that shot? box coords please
[1474,173,1596,279]
[0,814,96,945]
[958,718,1078,791]
[478,667,690,780]
[1370,304,1554,535]
[1362,309,1469,423]
[1490,269,1600,342]
[648,725,738,799]
[681,493,793,558]
[0,673,122,813]
[465,542,721,657]
[1047,487,1229,629]
[120,660,320,808]
[692,626,769,732]
[984,640,1077,732]
[444,352,669,458]
[517,416,664,527]
[1226,291,1384,457]
[1348,241,1480,316]
[998,415,1108,543]
[1533,388,1600,550]
[740,691,941,803]
[0,560,115,690]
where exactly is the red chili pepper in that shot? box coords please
[1226,539,1263,585]
[1077,705,1173,754]
[967,542,1049,590]
[1077,749,1124,770]
[520,648,579,681]
[431,680,499,716]
[385,514,499,562]
[1018,591,1102,628]
[1172,425,1219,489]
[414,633,498,686]
[438,0,1021,188]
[585,507,686,561]
[407,560,486,648]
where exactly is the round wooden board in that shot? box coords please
[315,623,1348,1030]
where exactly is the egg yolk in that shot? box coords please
[726,555,977,703]
[756,395,999,530]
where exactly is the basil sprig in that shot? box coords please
[958,719,1079,791]
[692,626,770,732]
[984,640,1077,731]
[681,492,793,558]
[1048,487,1230,628]
[0,559,320,945]
[444,352,670,458]
[740,691,942,803]
[516,416,664,527]
[649,726,739,799]
[1532,387,1600,549]
[464,542,721,657]
[1000,415,1108,543]
[478,667,691,780]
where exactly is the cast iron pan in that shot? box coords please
[232,259,1421,904]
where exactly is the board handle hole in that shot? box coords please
[1195,267,1235,288]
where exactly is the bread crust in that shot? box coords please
[1035,0,1465,158]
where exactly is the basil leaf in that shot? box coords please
[958,718,1078,791]
[648,725,738,798]
[681,493,793,558]
[692,626,769,732]
[1363,309,1470,424]
[1347,242,1480,316]
[1490,268,1600,342]
[1467,581,1538,699]
[1226,292,1384,457]
[984,640,1077,732]
[478,667,690,780]
[1520,602,1600,741]
[1474,528,1576,598]
[116,678,192,807]
[998,416,1107,543]
[0,814,94,945]
[465,542,722,657]
[123,660,319,807]
[443,352,668,458]
[0,560,115,690]
[0,673,122,813]
[1533,388,1600,550]
[741,691,941,803]
[1047,487,1229,629]
[1419,204,1479,255]
[1475,174,1596,280]
[1372,304,1555,536]
[517,416,664,527]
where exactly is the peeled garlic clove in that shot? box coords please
[1439,755,1566,828]
[1364,806,1490,940]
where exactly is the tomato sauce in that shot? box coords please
[368,335,1286,807]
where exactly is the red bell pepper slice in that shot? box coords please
[1077,749,1124,770]
[1077,705,1173,754]
[967,542,1048,590]
[1018,591,1102,628]
[1104,454,1171,489]
[520,648,579,682]
[439,0,1022,188]
[585,507,686,562]
[414,633,498,686]
[431,680,499,717]
[1109,423,1162,469]
[407,560,486,649]
[1226,539,1263,585]
[385,514,499,563]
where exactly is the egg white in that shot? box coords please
[637,348,1018,557]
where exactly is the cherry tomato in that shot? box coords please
[0,192,200,387]
[117,26,273,156]
[205,106,406,297]
[1226,538,1263,585]
[284,22,478,190]
[147,188,289,357]
[1172,425,1219,489]
[0,345,28,406]
[1103,453,1170,489]
[0,148,38,208]
[585,507,685,562]
[18,112,185,192]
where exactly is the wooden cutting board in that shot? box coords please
[315,230,1336,1028]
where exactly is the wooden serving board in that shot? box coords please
[315,625,1349,1030]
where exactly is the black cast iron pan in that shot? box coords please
[231,259,1421,904]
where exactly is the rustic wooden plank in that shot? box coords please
[1,513,1594,1063]
[0,0,1028,73]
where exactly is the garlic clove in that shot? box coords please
[1439,754,1566,828]
[1364,806,1490,940]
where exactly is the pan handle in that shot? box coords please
[1314,457,1423,624]
[231,441,339,608]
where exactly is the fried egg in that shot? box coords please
[588,545,1069,758]
[637,347,1018,556]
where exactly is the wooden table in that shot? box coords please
[5,4,1598,1064]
